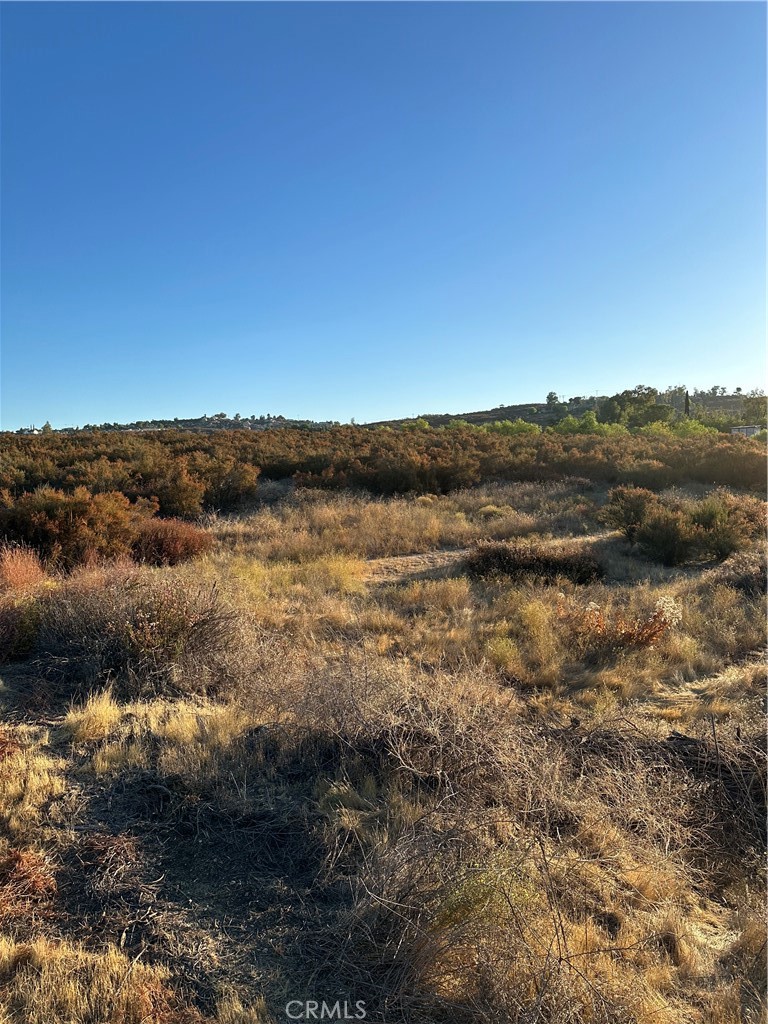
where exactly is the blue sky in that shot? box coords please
[1,2,765,429]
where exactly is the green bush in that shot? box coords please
[689,497,744,562]
[636,507,703,566]
[147,465,206,518]
[634,491,763,566]
[702,489,766,539]
[601,487,659,542]
[485,419,541,436]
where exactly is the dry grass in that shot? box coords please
[307,676,765,1023]
[0,546,49,663]
[0,544,47,593]
[63,689,123,743]
[0,728,67,840]
[211,481,601,563]
[0,481,764,1023]
[0,936,181,1024]
[34,567,246,700]
[0,935,271,1022]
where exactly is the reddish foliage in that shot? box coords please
[0,487,157,569]
[0,427,763,509]
[0,545,45,593]
[131,518,213,566]
[0,848,57,922]
[0,728,21,762]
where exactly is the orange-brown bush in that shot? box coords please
[0,545,46,593]
[0,487,157,569]
[0,546,44,660]
[131,518,213,566]
[0,847,57,923]
[0,488,211,571]
[561,595,683,664]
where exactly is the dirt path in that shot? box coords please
[645,655,765,718]
[364,547,470,584]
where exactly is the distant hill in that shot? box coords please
[368,400,584,429]
[16,413,342,435]
[14,387,763,434]
[367,388,761,429]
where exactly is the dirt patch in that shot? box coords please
[364,548,469,585]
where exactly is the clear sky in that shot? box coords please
[1,2,765,429]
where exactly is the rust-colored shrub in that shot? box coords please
[131,518,213,566]
[0,848,57,922]
[0,728,21,762]
[0,487,157,569]
[563,596,683,664]
[0,545,46,593]
[0,425,764,505]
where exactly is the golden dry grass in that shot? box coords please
[0,935,273,1023]
[0,482,764,1023]
[0,729,67,840]
[211,481,599,562]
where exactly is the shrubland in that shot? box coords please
[1,424,765,519]
[0,426,763,575]
[0,447,764,1023]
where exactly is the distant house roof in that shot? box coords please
[730,425,761,436]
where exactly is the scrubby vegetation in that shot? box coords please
[0,444,765,1022]
[132,517,215,566]
[0,488,212,570]
[465,538,605,584]
[33,567,242,700]
[602,487,765,565]
[1,420,765,522]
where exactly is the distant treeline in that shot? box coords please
[389,385,768,431]
[1,422,764,521]
[15,384,767,436]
